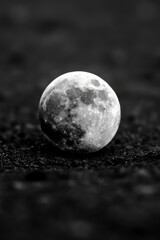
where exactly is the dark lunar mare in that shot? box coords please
[39,90,86,151]
[66,86,97,105]
[46,92,66,118]
[98,90,108,100]
[39,113,86,151]
[91,79,100,86]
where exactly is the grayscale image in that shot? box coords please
[0,0,160,239]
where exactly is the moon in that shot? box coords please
[39,71,121,153]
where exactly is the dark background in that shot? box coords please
[0,0,160,239]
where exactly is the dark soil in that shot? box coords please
[0,0,160,239]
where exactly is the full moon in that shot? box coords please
[39,71,121,153]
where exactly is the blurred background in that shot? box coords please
[1,0,160,121]
[0,0,160,239]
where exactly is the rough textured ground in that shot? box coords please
[0,0,160,239]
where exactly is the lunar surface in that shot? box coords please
[39,71,121,153]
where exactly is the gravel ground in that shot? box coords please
[0,0,160,239]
